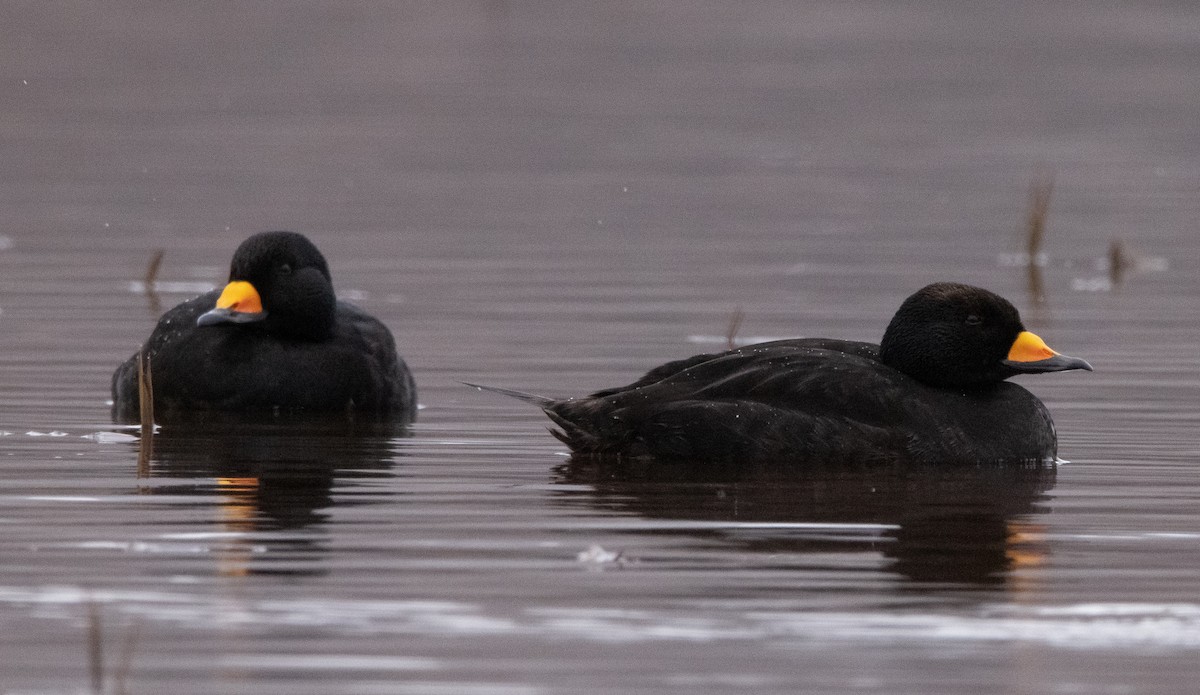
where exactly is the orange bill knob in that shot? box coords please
[1002,331,1092,373]
[196,281,268,326]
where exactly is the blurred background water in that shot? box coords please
[1,2,1199,693]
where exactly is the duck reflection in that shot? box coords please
[142,416,404,577]
[556,457,1056,589]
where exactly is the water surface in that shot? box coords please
[2,2,1199,693]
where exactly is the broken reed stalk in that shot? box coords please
[143,249,165,289]
[1025,174,1054,263]
[1026,261,1045,307]
[87,601,103,695]
[85,600,138,695]
[137,351,154,477]
[1108,238,1130,287]
[725,306,745,351]
[143,249,165,313]
[111,619,140,695]
[1024,174,1054,305]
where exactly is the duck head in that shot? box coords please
[879,282,1092,388]
[196,231,337,341]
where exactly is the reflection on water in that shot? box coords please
[2,1,1200,692]
[557,456,1055,589]
[143,418,404,577]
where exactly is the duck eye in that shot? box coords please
[278,263,292,276]
[965,314,982,326]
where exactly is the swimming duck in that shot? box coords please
[471,282,1090,464]
[112,231,416,422]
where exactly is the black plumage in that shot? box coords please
[112,231,415,422]
[472,283,1090,464]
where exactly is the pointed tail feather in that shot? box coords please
[461,382,556,408]
[463,382,603,452]
[545,408,600,450]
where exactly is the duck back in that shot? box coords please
[112,290,415,422]
[548,339,1057,464]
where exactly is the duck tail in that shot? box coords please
[544,408,599,450]
[461,382,556,408]
[463,382,602,452]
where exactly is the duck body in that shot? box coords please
[478,283,1090,465]
[112,232,416,423]
[548,338,1056,464]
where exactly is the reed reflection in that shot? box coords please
[557,457,1056,590]
[143,416,403,577]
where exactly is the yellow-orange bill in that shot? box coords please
[1006,331,1058,363]
[214,281,263,314]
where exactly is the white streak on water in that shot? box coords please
[218,654,440,671]
[686,335,797,345]
[2,585,1199,651]
[127,280,215,294]
[80,431,139,443]
[23,496,101,502]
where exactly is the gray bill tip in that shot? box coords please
[1003,353,1093,373]
[196,307,268,327]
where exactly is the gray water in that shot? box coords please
[2,2,1200,693]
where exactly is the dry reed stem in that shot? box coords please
[143,249,164,288]
[87,601,103,695]
[1108,238,1130,287]
[1025,174,1054,262]
[137,351,153,477]
[725,307,744,350]
[1024,174,1054,305]
[143,249,165,313]
[111,619,140,695]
